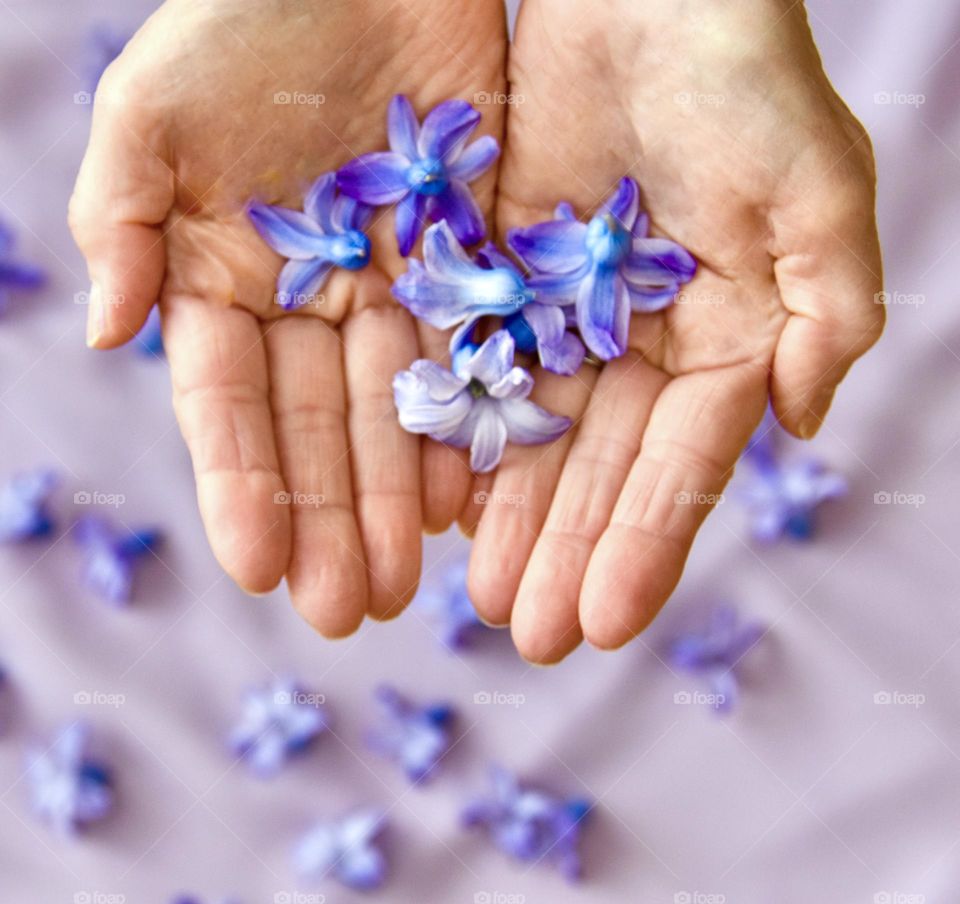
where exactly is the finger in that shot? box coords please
[771,145,884,438]
[265,317,368,638]
[580,362,768,649]
[343,292,422,621]
[510,353,667,663]
[466,365,598,627]
[162,297,291,593]
[69,68,174,349]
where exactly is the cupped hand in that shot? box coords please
[69,0,507,634]
[455,0,883,662]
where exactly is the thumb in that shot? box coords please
[68,68,174,349]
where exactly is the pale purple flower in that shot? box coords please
[229,678,329,777]
[26,722,113,835]
[248,172,372,311]
[0,219,46,315]
[0,468,58,542]
[463,765,591,882]
[507,178,696,360]
[366,685,455,783]
[415,558,488,650]
[73,516,162,605]
[294,808,388,890]
[393,330,571,473]
[338,95,498,255]
[668,604,765,713]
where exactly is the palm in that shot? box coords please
[456,0,882,661]
[71,0,508,633]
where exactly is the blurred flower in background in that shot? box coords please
[73,516,163,605]
[0,469,59,543]
[294,807,388,890]
[0,220,46,316]
[414,557,489,651]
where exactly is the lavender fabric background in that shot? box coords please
[1,0,957,900]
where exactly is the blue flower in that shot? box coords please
[507,178,697,360]
[393,330,571,473]
[366,685,455,783]
[248,172,372,311]
[414,557,488,650]
[294,808,388,891]
[73,516,163,605]
[463,765,591,882]
[338,95,498,255]
[0,469,58,542]
[27,722,113,835]
[135,306,164,358]
[229,677,329,777]
[668,604,765,714]
[0,220,46,315]
[740,415,847,542]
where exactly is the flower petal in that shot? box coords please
[469,401,508,473]
[576,267,630,360]
[392,260,472,328]
[527,268,586,305]
[599,177,640,229]
[476,242,518,273]
[430,180,486,247]
[303,173,336,231]
[248,204,326,259]
[624,238,697,285]
[539,331,586,376]
[387,94,420,160]
[393,368,472,438]
[448,135,499,182]
[488,366,534,400]
[418,99,481,162]
[459,330,515,387]
[396,191,428,257]
[508,220,588,274]
[331,195,372,233]
[336,152,410,205]
[554,201,576,221]
[277,258,333,310]
[520,301,565,350]
[422,219,478,278]
[499,398,571,445]
[408,359,469,401]
[627,283,679,312]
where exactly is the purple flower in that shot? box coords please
[392,330,571,473]
[0,220,46,315]
[507,178,697,360]
[248,172,372,311]
[740,415,847,542]
[366,685,455,783]
[26,722,113,835]
[668,604,765,713]
[463,765,591,882]
[415,558,488,650]
[338,95,498,255]
[0,469,58,542]
[294,808,388,890]
[73,515,162,605]
[229,678,329,777]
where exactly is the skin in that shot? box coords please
[70,0,882,659]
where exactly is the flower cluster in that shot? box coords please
[249,95,697,472]
[294,807,388,891]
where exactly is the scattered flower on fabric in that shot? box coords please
[135,306,164,358]
[0,469,58,542]
[463,765,591,882]
[393,330,571,473]
[294,808,388,891]
[740,414,847,542]
[414,557,488,651]
[0,219,46,315]
[507,178,696,360]
[26,722,113,835]
[338,95,498,255]
[83,23,129,94]
[668,604,765,714]
[248,172,372,311]
[229,677,329,777]
[366,685,455,783]
[73,516,162,605]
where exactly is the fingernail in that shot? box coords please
[85,282,106,348]
[798,416,820,440]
